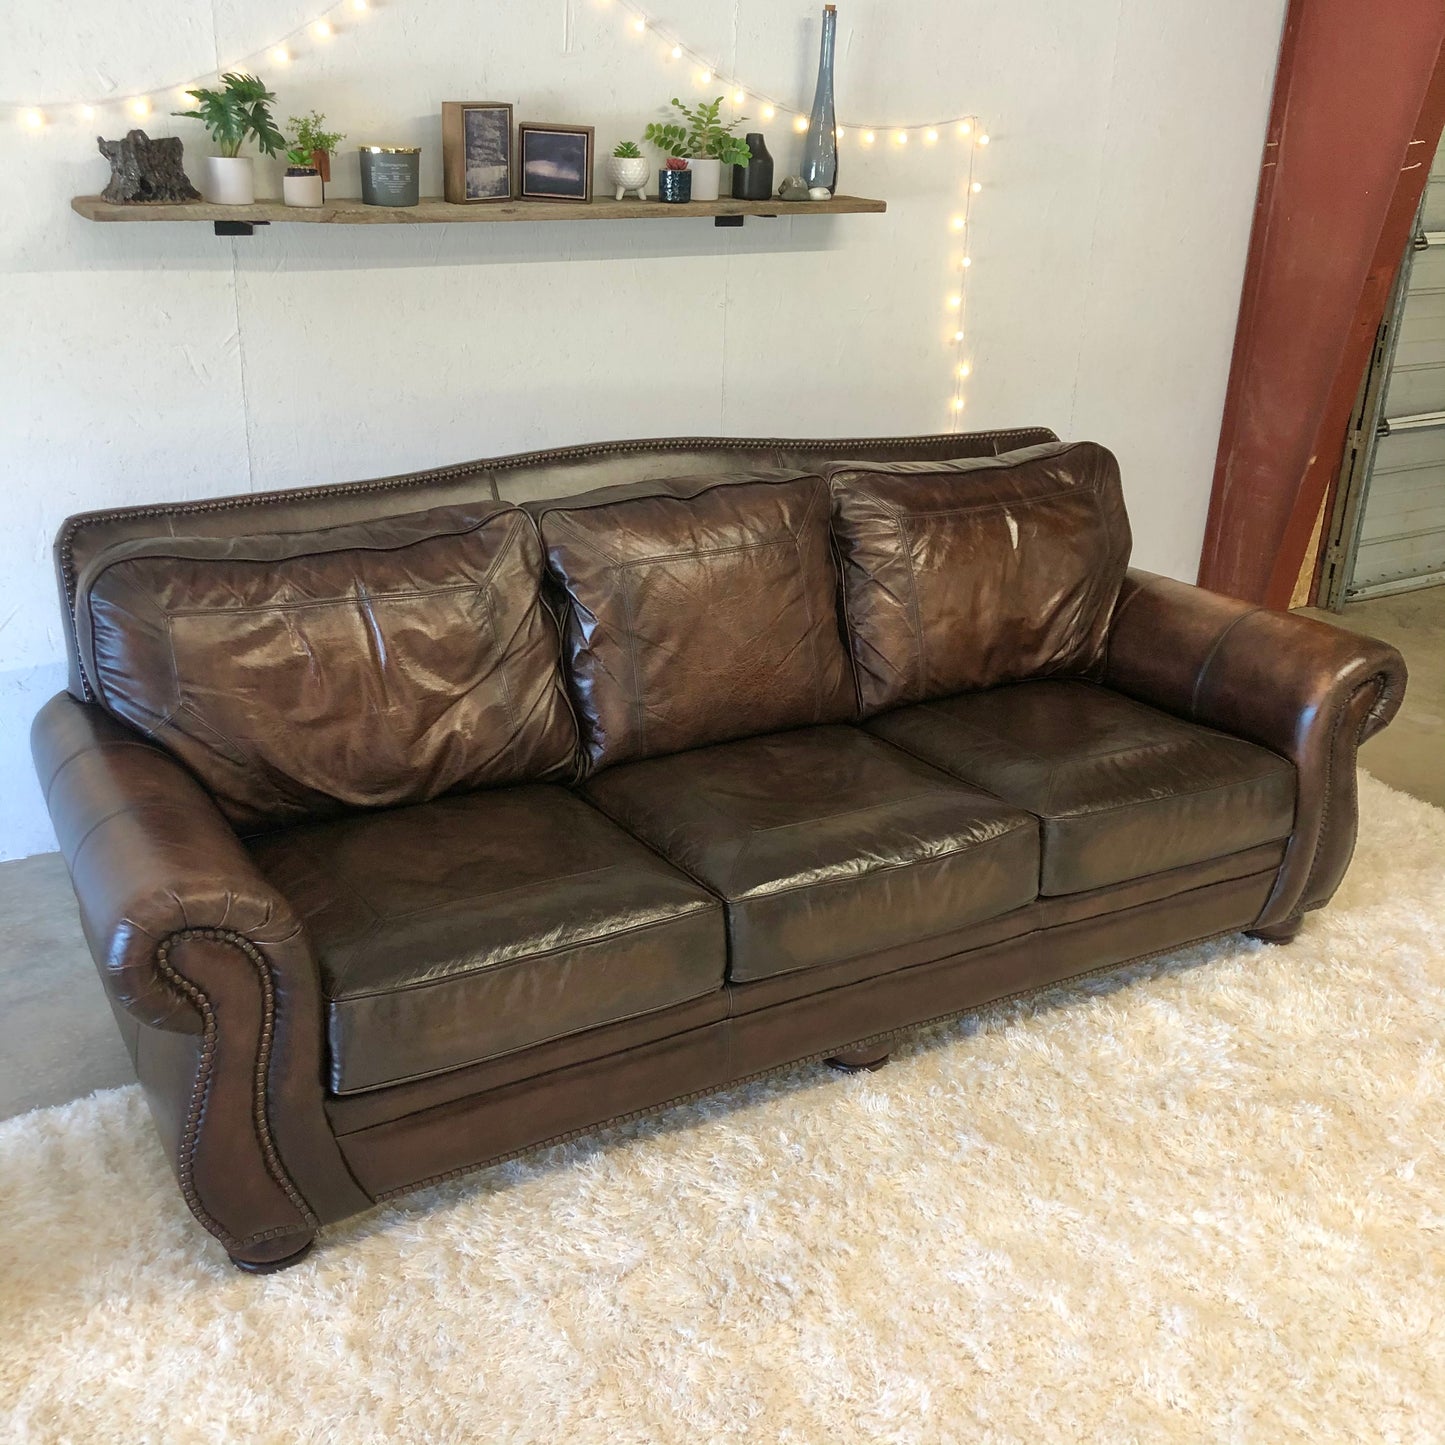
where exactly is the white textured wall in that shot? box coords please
[0,0,1285,859]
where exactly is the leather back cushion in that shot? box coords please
[828,441,1132,715]
[75,503,578,830]
[531,473,855,771]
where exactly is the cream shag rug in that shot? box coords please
[3,773,1443,1443]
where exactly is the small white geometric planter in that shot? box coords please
[607,156,651,201]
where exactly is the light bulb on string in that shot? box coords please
[894,130,907,144]
[977,133,990,145]
[128,97,150,118]
[958,121,972,137]
[351,0,368,10]
[761,103,775,120]
[793,115,808,133]
[952,329,965,343]
[957,363,972,379]
[272,45,290,63]
[924,129,938,144]
[21,108,44,130]
[862,130,875,145]
[951,397,966,412]
[946,295,961,309]
[632,16,646,32]
[79,104,95,121]
[961,256,972,268]
[971,181,982,193]
[698,68,712,83]
[733,90,745,105]
[312,19,333,38]
[950,215,964,231]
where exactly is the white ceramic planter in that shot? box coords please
[687,157,722,202]
[606,156,651,201]
[205,155,255,206]
[283,172,324,208]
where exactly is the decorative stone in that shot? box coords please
[778,175,812,201]
[98,129,201,204]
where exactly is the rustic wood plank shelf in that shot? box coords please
[72,193,887,235]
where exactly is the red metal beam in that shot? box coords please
[1199,0,1445,606]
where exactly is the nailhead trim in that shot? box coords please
[155,928,318,1252]
[59,430,1054,700]
[373,923,1237,1201]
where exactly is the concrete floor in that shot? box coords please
[2,585,1440,1122]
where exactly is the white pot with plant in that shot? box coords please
[283,111,345,207]
[173,72,284,205]
[606,140,651,201]
[645,97,751,202]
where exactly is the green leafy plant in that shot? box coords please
[173,72,284,159]
[287,111,345,168]
[645,97,750,166]
[612,139,643,159]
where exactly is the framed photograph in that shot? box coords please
[442,101,514,203]
[517,123,594,203]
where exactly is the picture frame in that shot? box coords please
[442,101,514,203]
[516,123,594,203]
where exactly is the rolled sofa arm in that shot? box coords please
[1104,570,1407,929]
[31,693,369,1267]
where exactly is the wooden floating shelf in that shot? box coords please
[71,193,887,235]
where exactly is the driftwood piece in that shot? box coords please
[98,129,201,204]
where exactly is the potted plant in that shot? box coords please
[657,155,692,203]
[645,96,750,202]
[173,72,284,205]
[288,111,345,188]
[283,112,345,207]
[607,140,651,201]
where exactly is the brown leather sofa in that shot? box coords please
[32,430,1407,1271]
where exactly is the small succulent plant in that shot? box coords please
[612,139,643,159]
[664,156,690,171]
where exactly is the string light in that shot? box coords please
[7,0,992,433]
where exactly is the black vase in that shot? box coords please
[732,133,775,200]
[658,167,693,203]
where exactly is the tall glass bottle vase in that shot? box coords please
[800,4,838,193]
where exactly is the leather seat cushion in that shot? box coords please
[825,441,1131,715]
[529,472,855,772]
[74,502,579,831]
[583,725,1040,983]
[250,785,725,1093]
[868,680,1297,896]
